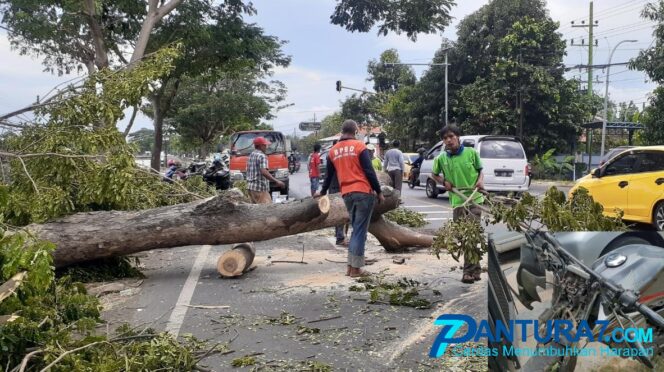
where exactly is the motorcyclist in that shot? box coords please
[164,159,178,182]
[288,152,298,173]
[409,147,427,183]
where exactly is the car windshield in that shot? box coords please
[479,139,525,159]
[231,132,285,156]
[409,154,419,162]
[601,147,633,163]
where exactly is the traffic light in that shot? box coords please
[336,80,342,92]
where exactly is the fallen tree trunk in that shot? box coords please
[369,216,435,251]
[28,184,434,267]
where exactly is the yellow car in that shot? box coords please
[403,152,420,181]
[569,146,664,230]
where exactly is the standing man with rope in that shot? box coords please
[431,124,484,284]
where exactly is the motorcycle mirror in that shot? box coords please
[592,168,600,178]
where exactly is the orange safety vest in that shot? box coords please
[328,139,372,195]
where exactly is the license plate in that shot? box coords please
[495,171,513,177]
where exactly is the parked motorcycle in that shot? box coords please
[187,161,208,177]
[203,161,232,191]
[497,232,664,371]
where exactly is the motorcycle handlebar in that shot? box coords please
[635,302,664,329]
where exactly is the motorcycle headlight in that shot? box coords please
[230,171,244,181]
[274,168,289,179]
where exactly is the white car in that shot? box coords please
[418,135,530,198]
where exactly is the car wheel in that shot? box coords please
[426,179,439,199]
[654,201,664,231]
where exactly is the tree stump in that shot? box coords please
[217,243,256,277]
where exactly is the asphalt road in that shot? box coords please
[103,168,488,372]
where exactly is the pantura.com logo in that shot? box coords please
[430,314,653,358]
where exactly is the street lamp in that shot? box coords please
[601,39,637,158]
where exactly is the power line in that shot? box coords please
[562,0,648,28]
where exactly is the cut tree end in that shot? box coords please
[217,244,256,277]
[318,195,331,215]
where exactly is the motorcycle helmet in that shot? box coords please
[366,144,376,151]
[417,147,427,154]
[213,153,222,162]
[167,159,176,166]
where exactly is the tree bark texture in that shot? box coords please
[150,97,164,170]
[28,184,433,268]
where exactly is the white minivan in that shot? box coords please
[418,135,530,198]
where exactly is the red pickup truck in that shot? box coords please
[229,130,290,197]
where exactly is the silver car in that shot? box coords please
[418,135,530,198]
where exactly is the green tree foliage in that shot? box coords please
[127,128,155,154]
[381,85,420,146]
[170,70,286,157]
[0,228,221,369]
[631,1,664,84]
[640,87,664,145]
[329,0,455,40]
[142,1,290,169]
[530,149,574,180]
[0,0,145,74]
[452,0,548,84]
[431,187,626,262]
[456,17,592,155]
[630,1,664,145]
[1,47,213,226]
[340,94,376,124]
[367,49,416,93]
[389,0,556,146]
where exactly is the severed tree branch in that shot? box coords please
[18,349,44,372]
[38,341,108,372]
[123,105,139,137]
[0,120,27,129]
[0,152,103,160]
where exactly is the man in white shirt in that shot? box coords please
[382,140,405,192]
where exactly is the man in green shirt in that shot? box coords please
[432,124,484,284]
[367,144,382,171]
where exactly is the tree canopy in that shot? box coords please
[330,0,455,40]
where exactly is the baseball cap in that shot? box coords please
[253,137,271,146]
[366,144,376,151]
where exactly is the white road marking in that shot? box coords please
[165,244,211,337]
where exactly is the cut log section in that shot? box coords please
[217,243,256,277]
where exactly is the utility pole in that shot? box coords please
[571,1,598,171]
[444,53,449,126]
[384,53,451,124]
[518,53,524,140]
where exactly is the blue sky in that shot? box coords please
[0,0,658,137]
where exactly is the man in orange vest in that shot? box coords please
[316,120,385,277]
